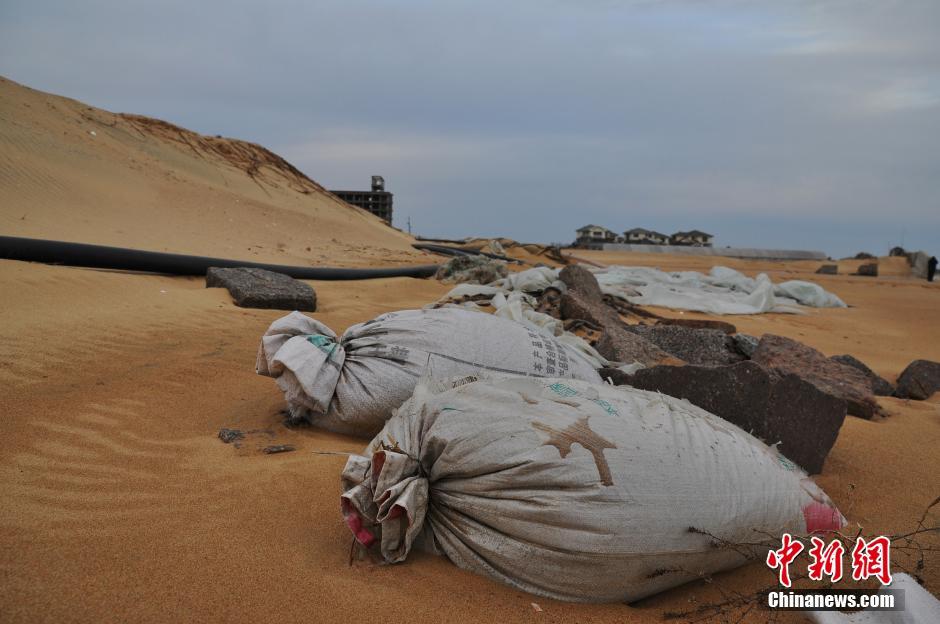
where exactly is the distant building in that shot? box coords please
[574,224,618,246]
[329,175,393,224]
[573,225,715,248]
[623,228,669,245]
[670,230,714,247]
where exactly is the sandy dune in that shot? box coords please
[1,78,938,623]
[0,76,430,267]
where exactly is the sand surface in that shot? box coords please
[2,79,938,623]
[0,76,432,268]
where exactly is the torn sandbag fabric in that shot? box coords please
[256,309,602,437]
[341,375,846,602]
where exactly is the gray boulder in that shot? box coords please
[206,267,316,311]
[815,264,838,275]
[855,263,878,277]
[732,334,760,358]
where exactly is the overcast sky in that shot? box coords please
[2,0,938,257]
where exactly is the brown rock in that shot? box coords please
[615,361,846,475]
[558,264,605,301]
[751,334,881,419]
[560,290,617,328]
[558,264,680,367]
[855,263,878,277]
[894,360,940,400]
[830,354,895,396]
[595,327,682,367]
[655,318,737,334]
[627,325,744,367]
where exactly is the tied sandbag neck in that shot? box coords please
[341,448,429,563]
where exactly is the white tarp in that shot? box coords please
[439,264,847,316]
[341,374,846,602]
[256,308,602,437]
[593,265,847,315]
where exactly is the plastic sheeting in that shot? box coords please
[439,264,846,316]
[592,266,846,315]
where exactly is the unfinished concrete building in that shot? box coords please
[330,176,393,224]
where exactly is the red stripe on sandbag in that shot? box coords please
[803,502,844,533]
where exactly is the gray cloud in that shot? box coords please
[1,0,937,256]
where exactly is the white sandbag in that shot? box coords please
[341,375,846,602]
[498,266,561,293]
[256,309,602,437]
[438,283,503,300]
[490,291,614,369]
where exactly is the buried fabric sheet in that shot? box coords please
[256,308,602,437]
[593,266,847,315]
[438,265,847,315]
[341,375,846,603]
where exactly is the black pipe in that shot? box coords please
[415,235,471,245]
[411,242,521,263]
[412,243,476,257]
[0,235,439,280]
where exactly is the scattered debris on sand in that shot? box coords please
[262,445,296,455]
[218,428,245,444]
[434,255,508,285]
